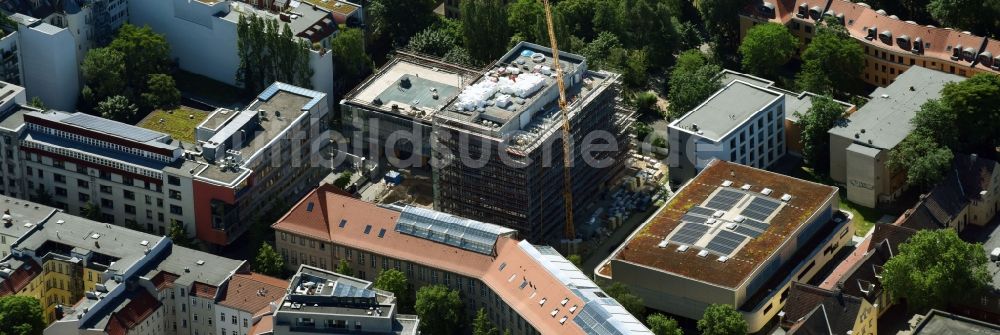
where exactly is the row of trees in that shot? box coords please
[235,15,314,94]
[80,24,180,121]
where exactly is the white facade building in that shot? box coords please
[668,80,787,184]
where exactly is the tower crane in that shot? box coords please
[541,0,577,244]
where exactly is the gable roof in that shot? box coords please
[104,289,162,335]
[218,273,288,313]
[898,154,1000,230]
[783,283,863,334]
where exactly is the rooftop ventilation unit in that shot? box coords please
[722,180,733,187]
[140,240,149,246]
[734,216,746,223]
[196,260,205,266]
[718,256,729,263]
[781,194,793,202]
[707,218,718,224]
[697,250,709,257]
[657,240,668,248]
[761,188,773,196]
[741,184,752,191]
[677,245,689,253]
[725,222,738,230]
[713,211,725,218]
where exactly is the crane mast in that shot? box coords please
[541,0,576,241]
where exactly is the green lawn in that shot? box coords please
[137,107,210,143]
[792,166,883,237]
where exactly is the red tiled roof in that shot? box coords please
[104,290,162,335]
[191,281,219,299]
[150,271,179,290]
[0,260,41,296]
[820,232,872,289]
[218,273,287,313]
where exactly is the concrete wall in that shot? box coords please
[610,259,736,321]
[844,145,879,208]
[16,22,79,111]
[216,304,254,335]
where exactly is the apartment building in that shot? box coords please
[432,42,631,242]
[0,81,328,247]
[739,0,1000,87]
[272,185,654,335]
[667,79,787,184]
[128,0,343,109]
[597,159,853,333]
[828,66,963,208]
[715,69,857,157]
[253,264,419,335]
[342,51,480,168]
[216,272,289,335]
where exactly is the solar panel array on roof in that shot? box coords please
[705,230,747,255]
[395,206,516,255]
[742,196,781,221]
[735,226,763,238]
[331,282,376,298]
[688,206,716,217]
[682,213,709,224]
[63,113,165,143]
[705,189,745,211]
[744,219,769,231]
[669,223,710,245]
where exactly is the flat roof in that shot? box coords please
[829,66,963,149]
[913,310,1000,334]
[301,0,359,15]
[278,265,392,316]
[672,80,782,141]
[0,196,57,240]
[716,69,854,123]
[224,2,337,42]
[603,159,838,288]
[346,55,476,122]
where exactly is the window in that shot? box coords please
[125,204,136,214]
[54,174,66,183]
[55,187,67,196]
[101,198,114,209]
[77,180,89,188]
[804,25,812,33]
[124,190,135,200]
[168,176,181,186]
[99,185,112,194]
[231,315,237,325]
[169,189,182,200]
[170,205,182,215]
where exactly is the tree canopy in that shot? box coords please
[888,131,954,189]
[667,50,722,119]
[369,0,437,47]
[254,242,284,277]
[0,295,45,335]
[415,285,464,335]
[374,269,411,311]
[928,0,1000,37]
[647,313,683,335]
[739,23,798,78]
[797,19,864,96]
[795,95,845,172]
[142,74,181,110]
[81,48,126,104]
[472,308,500,335]
[697,304,747,335]
[108,24,171,92]
[96,95,139,122]
[168,220,194,248]
[461,0,511,63]
[936,73,1000,152]
[335,259,354,277]
[882,229,990,312]
[329,28,372,95]
[603,282,645,318]
[236,15,313,94]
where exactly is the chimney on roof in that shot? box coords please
[910,86,915,91]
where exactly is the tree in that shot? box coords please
[0,295,45,335]
[928,0,999,36]
[647,313,683,335]
[236,16,314,94]
[329,28,372,95]
[567,254,583,268]
[795,61,834,94]
[622,49,649,89]
[603,282,645,318]
[142,74,181,110]
[335,259,354,277]
[407,26,459,57]
[81,47,127,103]
[936,73,1000,152]
[95,95,138,122]
[472,308,500,335]
[169,220,194,248]
[507,0,544,44]
[108,24,170,92]
[580,32,624,71]
[461,0,510,63]
[797,19,864,96]
[374,269,411,311]
[254,242,284,277]
[739,23,797,78]
[697,0,750,64]
[888,132,954,189]
[697,304,747,335]
[910,99,958,149]
[443,47,476,68]
[80,202,102,221]
[667,50,722,119]
[369,0,437,46]
[415,285,464,335]
[882,229,990,312]
[28,97,44,110]
[795,96,845,172]
[619,0,679,69]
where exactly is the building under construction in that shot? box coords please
[432,42,631,243]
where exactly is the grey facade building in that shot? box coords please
[341,52,480,169]
[432,42,631,242]
[828,66,964,208]
[269,265,419,335]
[668,79,787,185]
